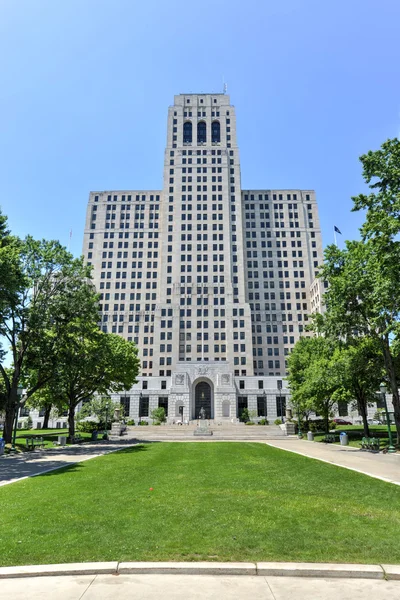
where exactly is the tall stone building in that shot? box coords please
[82,93,323,423]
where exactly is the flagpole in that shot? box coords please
[334,228,337,247]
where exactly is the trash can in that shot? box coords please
[91,430,98,441]
[307,431,314,441]
[340,431,349,446]
[0,438,5,455]
[58,435,67,446]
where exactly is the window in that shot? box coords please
[139,396,149,417]
[276,395,286,417]
[338,401,348,417]
[257,396,267,417]
[158,396,168,416]
[238,396,248,418]
[183,122,192,143]
[211,121,220,143]
[197,121,206,143]
[120,396,131,418]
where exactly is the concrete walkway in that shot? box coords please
[1,573,400,600]
[266,439,400,485]
[0,441,134,487]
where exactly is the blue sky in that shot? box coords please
[1,0,399,256]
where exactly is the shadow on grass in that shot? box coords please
[0,442,148,485]
[30,444,151,480]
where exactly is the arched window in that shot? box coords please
[197,121,206,144]
[211,121,220,143]
[183,122,192,144]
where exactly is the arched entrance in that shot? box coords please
[194,381,213,419]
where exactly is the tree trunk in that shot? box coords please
[357,392,370,437]
[324,401,330,434]
[43,404,52,430]
[68,404,75,441]
[382,341,400,444]
[3,386,18,444]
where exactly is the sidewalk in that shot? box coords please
[1,573,400,600]
[0,441,134,487]
[266,439,400,485]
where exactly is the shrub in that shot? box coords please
[307,420,337,433]
[258,418,269,425]
[274,418,282,425]
[126,419,135,426]
[245,421,255,426]
[77,421,99,433]
[151,407,166,424]
[139,420,148,426]
[240,408,250,423]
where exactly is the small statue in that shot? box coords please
[199,407,206,420]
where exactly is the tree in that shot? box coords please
[287,336,340,433]
[349,137,400,441]
[77,396,114,427]
[328,339,384,437]
[27,386,60,430]
[319,240,400,442]
[0,231,95,443]
[47,327,140,440]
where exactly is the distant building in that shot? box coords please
[81,93,324,422]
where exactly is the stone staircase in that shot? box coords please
[125,422,286,441]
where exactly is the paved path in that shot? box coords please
[0,441,134,487]
[266,439,400,485]
[1,573,400,600]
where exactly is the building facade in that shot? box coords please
[82,93,324,423]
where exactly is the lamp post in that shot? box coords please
[297,401,302,438]
[277,380,283,422]
[11,386,23,452]
[263,390,267,425]
[104,400,109,440]
[379,383,396,453]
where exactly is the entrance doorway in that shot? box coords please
[194,381,212,419]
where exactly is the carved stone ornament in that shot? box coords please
[197,366,209,376]
[175,374,185,385]
[221,374,230,385]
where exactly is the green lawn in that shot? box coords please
[1,442,400,566]
[3,429,95,453]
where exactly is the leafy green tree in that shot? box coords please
[27,386,58,429]
[320,240,400,441]
[287,336,340,433]
[349,137,400,440]
[77,396,114,428]
[352,138,400,242]
[328,339,384,437]
[47,329,140,440]
[0,229,94,443]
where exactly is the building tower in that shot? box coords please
[82,93,323,423]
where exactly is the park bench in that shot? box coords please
[323,434,337,444]
[360,437,380,452]
[25,437,44,450]
[70,434,84,444]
